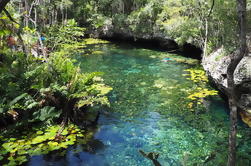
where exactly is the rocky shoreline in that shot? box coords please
[202,47,251,126]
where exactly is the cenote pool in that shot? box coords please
[11,43,251,165]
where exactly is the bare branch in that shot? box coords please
[207,0,215,18]
[3,8,19,24]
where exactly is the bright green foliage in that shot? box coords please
[47,19,86,52]
[25,52,112,112]
[0,51,111,125]
[0,51,34,118]
[0,124,94,166]
[0,20,112,127]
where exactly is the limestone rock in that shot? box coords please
[202,47,251,126]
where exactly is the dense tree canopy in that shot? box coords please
[67,0,240,51]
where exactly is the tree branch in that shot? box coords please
[3,8,19,24]
[0,0,11,14]
[207,0,215,18]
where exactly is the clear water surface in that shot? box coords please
[27,43,251,166]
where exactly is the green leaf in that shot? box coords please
[32,106,60,122]
[0,108,4,114]
[9,93,28,106]
[15,155,27,164]
[31,135,47,145]
[36,131,44,135]
[27,102,38,109]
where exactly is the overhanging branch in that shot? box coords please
[3,8,19,24]
[207,0,215,18]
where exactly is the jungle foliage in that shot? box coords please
[67,0,247,52]
[0,4,112,129]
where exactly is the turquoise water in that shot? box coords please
[26,43,251,166]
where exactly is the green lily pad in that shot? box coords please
[15,155,27,163]
[36,131,44,135]
[61,129,68,136]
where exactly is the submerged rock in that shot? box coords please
[202,47,251,126]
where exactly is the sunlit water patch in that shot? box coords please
[9,43,251,165]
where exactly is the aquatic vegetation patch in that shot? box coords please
[187,88,218,107]
[91,50,104,55]
[81,43,116,56]
[82,38,110,45]
[157,53,199,65]
[0,124,93,166]
[184,68,209,83]
[173,58,199,65]
[52,42,87,57]
[183,68,218,109]
[123,68,141,75]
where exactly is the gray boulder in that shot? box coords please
[202,47,251,126]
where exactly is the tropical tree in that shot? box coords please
[227,0,247,166]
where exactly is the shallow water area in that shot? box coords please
[22,43,251,166]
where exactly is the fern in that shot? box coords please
[0,20,112,127]
[31,106,60,122]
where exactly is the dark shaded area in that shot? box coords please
[0,0,11,14]
[97,33,202,60]
[139,150,162,166]
[181,43,203,60]
[0,53,4,62]
[207,75,250,126]
[82,139,106,154]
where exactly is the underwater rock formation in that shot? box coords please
[202,47,251,126]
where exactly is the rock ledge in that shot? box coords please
[202,47,251,126]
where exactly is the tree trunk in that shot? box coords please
[61,3,64,24]
[227,0,247,166]
[55,9,58,23]
[203,0,215,58]
[65,7,67,23]
[23,0,29,27]
[34,7,37,26]
[227,98,238,166]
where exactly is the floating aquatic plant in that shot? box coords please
[183,68,218,109]
[91,50,104,55]
[83,38,110,45]
[184,68,209,83]
[0,124,93,166]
